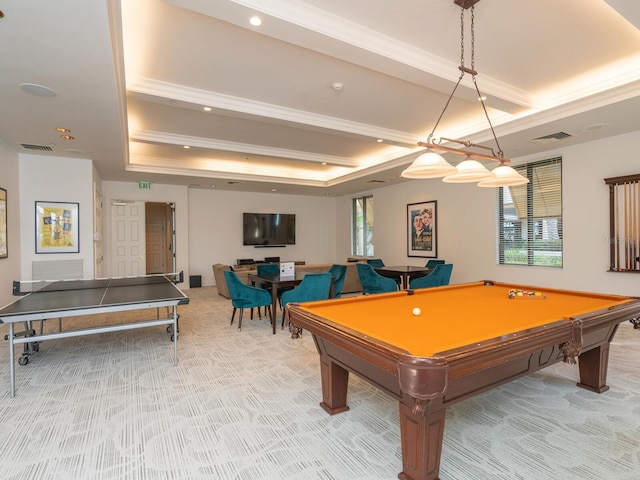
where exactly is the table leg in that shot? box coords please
[270,283,278,334]
[173,309,178,366]
[577,343,611,393]
[319,355,350,415]
[398,402,446,480]
[9,323,15,398]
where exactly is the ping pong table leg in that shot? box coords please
[9,323,15,398]
[173,310,178,366]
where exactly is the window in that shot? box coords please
[497,157,563,267]
[353,195,374,256]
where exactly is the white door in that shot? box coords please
[110,201,146,277]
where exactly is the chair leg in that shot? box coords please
[281,306,287,329]
[238,309,244,331]
[230,307,237,325]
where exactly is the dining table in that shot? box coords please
[375,265,431,290]
[248,271,335,333]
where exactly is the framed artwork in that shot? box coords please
[0,188,7,258]
[407,200,437,258]
[35,201,79,254]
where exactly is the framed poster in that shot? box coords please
[35,201,79,253]
[0,188,7,258]
[407,200,437,258]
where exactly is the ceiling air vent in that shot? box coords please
[227,181,243,185]
[19,143,54,152]
[529,132,573,145]
[366,179,385,184]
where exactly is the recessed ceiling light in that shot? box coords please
[203,106,211,111]
[250,16,262,27]
[20,83,56,97]
[183,145,190,149]
[56,127,71,133]
[478,96,487,101]
[60,135,74,140]
[271,189,277,192]
[376,139,383,143]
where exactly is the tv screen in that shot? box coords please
[243,213,296,246]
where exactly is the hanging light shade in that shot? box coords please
[401,150,457,179]
[477,164,530,187]
[442,156,493,183]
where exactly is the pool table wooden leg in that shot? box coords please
[398,402,446,480]
[319,355,350,415]
[577,343,611,393]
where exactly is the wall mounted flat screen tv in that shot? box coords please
[243,213,296,246]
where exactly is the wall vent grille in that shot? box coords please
[19,143,54,151]
[529,132,573,145]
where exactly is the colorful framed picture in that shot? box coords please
[0,188,7,259]
[407,200,437,258]
[35,201,79,254]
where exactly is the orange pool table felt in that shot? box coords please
[294,281,633,356]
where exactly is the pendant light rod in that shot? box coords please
[417,139,510,165]
[420,2,507,164]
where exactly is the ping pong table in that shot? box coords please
[0,274,189,397]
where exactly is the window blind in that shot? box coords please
[604,173,640,272]
[497,157,563,267]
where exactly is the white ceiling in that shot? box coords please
[1,0,640,196]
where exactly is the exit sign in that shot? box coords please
[138,181,152,189]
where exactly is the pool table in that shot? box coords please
[286,281,640,480]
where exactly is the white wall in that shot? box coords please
[336,130,640,296]
[19,154,95,280]
[0,140,21,307]
[188,189,337,287]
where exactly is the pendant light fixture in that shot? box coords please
[401,0,529,188]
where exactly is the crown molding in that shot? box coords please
[131,130,360,167]
[128,77,419,147]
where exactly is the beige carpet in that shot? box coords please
[0,286,639,480]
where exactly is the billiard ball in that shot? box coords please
[412,307,421,316]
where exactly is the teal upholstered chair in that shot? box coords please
[328,264,347,298]
[257,263,279,275]
[281,273,332,328]
[366,258,385,268]
[409,264,453,290]
[425,259,445,268]
[356,263,398,295]
[223,270,273,331]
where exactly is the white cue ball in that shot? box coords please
[412,307,421,316]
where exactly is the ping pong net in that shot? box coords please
[12,271,184,296]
